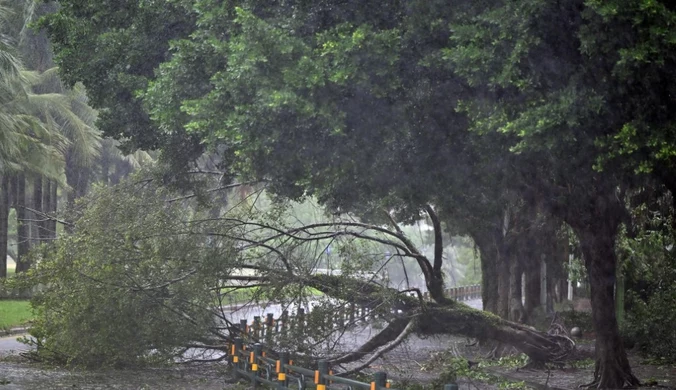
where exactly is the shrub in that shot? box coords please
[624,287,676,363]
[12,179,236,367]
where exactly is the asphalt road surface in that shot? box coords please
[0,335,28,354]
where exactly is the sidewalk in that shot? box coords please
[0,327,29,337]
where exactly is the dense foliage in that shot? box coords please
[619,202,676,363]
[14,174,412,366]
[19,180,231,366]
[32,0,676,386]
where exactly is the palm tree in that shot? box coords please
[1,0,147,275]
[0,2,53,277]
[8,69,101,269]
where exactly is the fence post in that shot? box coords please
[266,313,274,343]
[373,372,387,389]
[317,359,329,388]
[277,351,289,388]
[252,343,262,388]
[281,310,288,335]
[253,316,261,339]
[240,319,248,336]
[232,337,243,380]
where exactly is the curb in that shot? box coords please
[0,327,29,337]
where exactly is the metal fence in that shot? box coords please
[225,284,481,389]
[228,338,459,390]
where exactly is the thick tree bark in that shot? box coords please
[308,274,574,365]
[42,179,52,239]
[472,226,502,315]
[0,175,9,278]
[476,235,499,314]
[48,180,57,239]
[523,264,540,317]
[15,174,30,272]
[424,205,447,301]
[558,187,640,389]
[576,224,639,388]
[497,249,510,319]
[31,176,43,245]
[509,254,525,323]
[65,160,90,209]
[418,302,572,363]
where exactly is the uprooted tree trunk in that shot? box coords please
[215,206,576,369]
[303,273,574,367]
[208,204,579,371]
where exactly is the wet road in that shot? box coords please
[0,335,28,354]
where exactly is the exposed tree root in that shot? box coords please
[580,358,641,389]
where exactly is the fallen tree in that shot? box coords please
[9,177,575,369]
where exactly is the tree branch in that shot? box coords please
[337,318,417,376]
[329,317,411,365]
[18,205,73,227]
[424,204,444,274]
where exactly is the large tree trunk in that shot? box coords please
[47,180,57,239]
[509,253,525,323]
[524,264,540,316]
[31,176,43,245]
[0,175,9,278]
[576,225,639,388]
[65,160,90,234]
[474,230,499,314]
[310,274,574,366]
[65,158,78,208]
[565,191,640,389]
[42,179,52,239]
[497,248,510,319]
[15,174,30,273]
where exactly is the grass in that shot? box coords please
[0,300,32,329]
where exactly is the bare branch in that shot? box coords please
[165,181,265,203]
[424,204,444,274]
[18,205,73,227]
[329,318,410,365]
[337,318,417,376]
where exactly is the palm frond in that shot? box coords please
[23,92,101,165]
